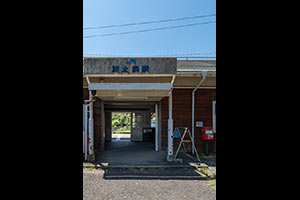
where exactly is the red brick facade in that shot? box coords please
[83,88,89,103]
[161,89,216,153]
[89,88,216,154]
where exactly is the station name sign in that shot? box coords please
[112,59,150,74]
[83,57,177,74]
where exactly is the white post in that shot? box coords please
[88,90,94,161]
[167,92,173,162]
[84,104,88,161]
[155,104,159,151]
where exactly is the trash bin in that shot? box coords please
[142,127,155,142]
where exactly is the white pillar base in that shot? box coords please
[88,118,94,161]
[167,119,173,162]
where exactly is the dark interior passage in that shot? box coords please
[104,103,156,147]
[95,103,161,165]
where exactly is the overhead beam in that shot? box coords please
[88,83,172,91]
[86,76,90,84]
[83,74,174,78]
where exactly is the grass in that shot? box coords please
[83,166,96,170]
[198,167,210,177]
[210,180,216,190]
[195,166,216,190]
[196,166,216,179]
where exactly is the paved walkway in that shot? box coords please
[95,140,166,166]
[95,140,194,166]
[83,168,216,200]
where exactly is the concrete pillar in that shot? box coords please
[105,112,112,142]
[88,91,95,161]
[159,101,162,151]
[155,104,159,151]
[100,100,105,152]
[167,92,173,162]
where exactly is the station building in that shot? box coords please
[83,57,216,162]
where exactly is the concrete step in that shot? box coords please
[102,167,206,180]
[95,163,198,169]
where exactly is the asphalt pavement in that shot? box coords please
[83,168,216,200]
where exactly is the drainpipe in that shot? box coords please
[192,71,207,154]
[84,95,95,161]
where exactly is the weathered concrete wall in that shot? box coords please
[177,60,216,71]
[83,58,177,74]
[131,111,151,142]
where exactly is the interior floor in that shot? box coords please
[111,133,131,140]
[95,140,164,166]
[95,139,194,166]
[96,102,165,165]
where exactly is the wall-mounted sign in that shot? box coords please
[112,59,150,73]
[83,57,177,74]
[196,121,203,127]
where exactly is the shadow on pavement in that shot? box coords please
[102,168,206,180]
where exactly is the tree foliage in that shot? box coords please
[112,112,131,132]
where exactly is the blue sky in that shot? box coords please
[83,0,216,57]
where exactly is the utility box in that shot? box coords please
[201,127,214,140]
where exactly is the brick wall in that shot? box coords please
[83,88,89,103]
[161,89,216,154]
[84,88,216,154]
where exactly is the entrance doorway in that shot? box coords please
[111,112,131,140]
[103,103,159,150]
[95,102,163,166]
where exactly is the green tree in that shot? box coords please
[112,112,131,132]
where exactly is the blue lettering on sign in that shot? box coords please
[142,65,150,73]
[122,66,129,73]
[112,59,150,74]
[132,66,139,73]
[112,65,119,73]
